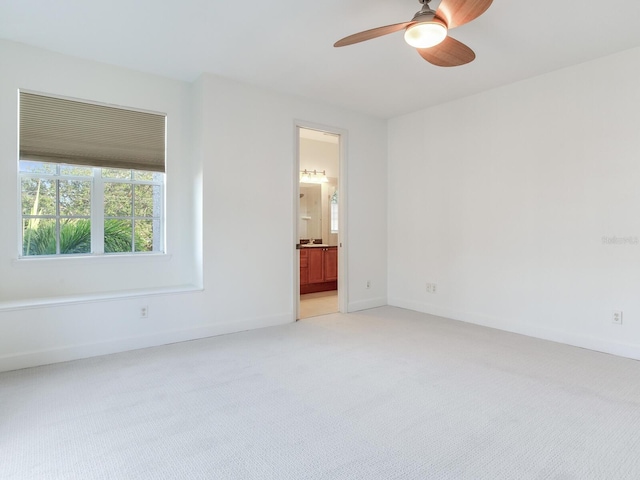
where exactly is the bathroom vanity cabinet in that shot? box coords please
[300,246,337,294]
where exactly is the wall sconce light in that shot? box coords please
[300,169,329,184]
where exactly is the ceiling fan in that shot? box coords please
[334,0,493,67]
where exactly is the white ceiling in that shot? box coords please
[2,0,640,119]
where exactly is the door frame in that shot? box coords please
[293,120,348,320]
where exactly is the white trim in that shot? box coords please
[337,128,349,315]
[0,311,291,373]
[0,283,200,312]
[388,297,640,361]
[16,89,22,258]
[293,124,301,321]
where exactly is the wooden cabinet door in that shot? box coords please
[324,247,338,281]
[307,248,324,284]
[299,250,309,286]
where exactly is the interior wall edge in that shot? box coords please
[347,297,387,313]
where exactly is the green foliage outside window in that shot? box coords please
[20,163,161,256]
[22,219,139,255]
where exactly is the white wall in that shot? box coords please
[198,74,387,316]
[0,41,387,372]
[388,46,640,360]
[0,41,200,303]
[300,138,339,177]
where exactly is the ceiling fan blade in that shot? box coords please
[417,36,475,67]
[334,22,412,47]
[436,0,493,29]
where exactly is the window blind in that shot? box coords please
[19,92,166,173]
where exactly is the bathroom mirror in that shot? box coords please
[299,179,339,245]
[299,184,322,241]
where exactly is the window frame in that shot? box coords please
[18,162,165,258]
[330,189,339,234]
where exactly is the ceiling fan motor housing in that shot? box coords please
[411,0,446,28]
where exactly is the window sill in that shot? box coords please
[12,252,172,267]
[0,284,203,312]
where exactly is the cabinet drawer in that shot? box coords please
[299,249,308,267]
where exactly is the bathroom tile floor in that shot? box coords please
[299,291,338,319]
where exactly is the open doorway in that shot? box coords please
[296,126,344,320]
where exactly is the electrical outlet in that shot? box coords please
[366,280,371,289]
[612,310,623,325]
[140,306,149,318]
[426,282,438,294]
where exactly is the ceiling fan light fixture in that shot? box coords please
[333,0,492,67]
[404,20,447,49]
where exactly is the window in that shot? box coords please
[330,189,338,234]
[18,91,166,257]
[20,162,163,256]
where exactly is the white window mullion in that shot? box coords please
[92,167,105,254]
[55,176,61,254]
[131,179,136,252]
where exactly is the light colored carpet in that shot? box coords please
[2,306,640,479]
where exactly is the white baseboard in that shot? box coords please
[0,313,292,373]
[8,297,638,372]
[388,297,640,361]
[348,297,387,313]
